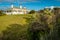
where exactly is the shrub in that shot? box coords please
[0,10,6,16]
[1,24,28,40]
[29,10,35,14]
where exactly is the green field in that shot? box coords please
[0,14,33,32]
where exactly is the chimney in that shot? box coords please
[20,5,22,9]
[24,7,26,9]
[11,4,13,8]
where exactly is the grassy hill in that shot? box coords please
[0,14,33,32]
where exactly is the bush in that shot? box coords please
[27,21,50,40]
[1,24,28,40]
[0,10,6,16]
[29,10,35,14]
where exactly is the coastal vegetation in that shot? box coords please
[0,8,60,40]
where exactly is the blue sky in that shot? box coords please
[0,0,60,11]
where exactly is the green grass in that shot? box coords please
[0,14,32,32]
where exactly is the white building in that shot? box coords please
[5,5,30,15]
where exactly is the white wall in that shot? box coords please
[6,12,25,15]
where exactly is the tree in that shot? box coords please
[29,10,35,14]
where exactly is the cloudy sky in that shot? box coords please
[0,0,60,10]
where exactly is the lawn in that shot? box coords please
[0,14,32,32]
